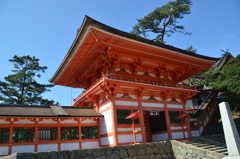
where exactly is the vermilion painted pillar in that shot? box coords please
[137,98,147,143]
[185,118,192,139]
[182,100,191,139]
[8,121,13,155]
[110,97,118,146]
[163,100,172,140]
[181,119,186,139]
[78,119,82,149]
[132,119,136,143]
[58,120,61,150]
[35,121,38,152]
[97,118,101,146]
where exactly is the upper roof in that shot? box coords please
[0,104,103,117]
[216,52,234,70]
[50,16,219,87]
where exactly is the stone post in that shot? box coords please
[219,102,240,159]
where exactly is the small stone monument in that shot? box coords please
[219,102,240,159]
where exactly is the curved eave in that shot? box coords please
[49,15,220,86]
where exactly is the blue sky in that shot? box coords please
[0,0,239,106]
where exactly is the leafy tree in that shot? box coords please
[183,53,240,110]
[210,54,240,110]
[130,0,192,43]
[0,55,59,105]
[182,67,216,86]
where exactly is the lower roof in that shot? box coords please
[0,104,103,118]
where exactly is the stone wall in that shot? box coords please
[0,140,225,159]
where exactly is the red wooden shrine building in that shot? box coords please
[0,16,219,156]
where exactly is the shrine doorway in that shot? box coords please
[144,111,167,142]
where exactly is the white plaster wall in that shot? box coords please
[117,128,141,132]
[116,94,123,98]
[14,120,35,124]
[142,96,150,100]
[61,142,79,150]
[0,119,10,124]
[117,128,132,132]
[204,116,209,126]
[61,119,78,124]
[199,126,203,135]
[135,128,141,131]
[82,141,99,149]
[172,132,184,139]
[155,97,162,101]
[184,131,188,138]
[136,134,143,142]
[12,145,34,153]
[118,135,134,143]
[171,126,186,130]
[0,146,8,155]
[176,99,181,102]
[38,144,58,152]
[166,98,172,101]
[185,99,193,108]
[149,73,156,77]
[129,95,137,99]
[205,116,209,125]
[81,119,97,124]
[142,103,164,108]
[152,133,168,141]
[189,118,197,121]
[39,120,57,124]
[191,130,200,137]
[101,136,114,145]
[126,70,131,74]
[136,72,144,75]
[115,101,138,106]
[99,102,111,112]
[100,109,112,135]
[167,104,183,109]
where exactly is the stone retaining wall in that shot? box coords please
[0,140,225,159]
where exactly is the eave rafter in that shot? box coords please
[91,28,215,67]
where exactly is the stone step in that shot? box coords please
[182,141,226,149]
[179,138,228,156]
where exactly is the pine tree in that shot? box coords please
[130,0,192,43]
[0,55,59,105]
[185,45,197,53]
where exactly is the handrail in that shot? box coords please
[189,91,216,117]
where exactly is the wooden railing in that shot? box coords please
[106,75,196,90]
[189,92,218,136]
[74,74,196,104]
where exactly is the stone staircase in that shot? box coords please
[180,101,240,159]
[177,137,228,158]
